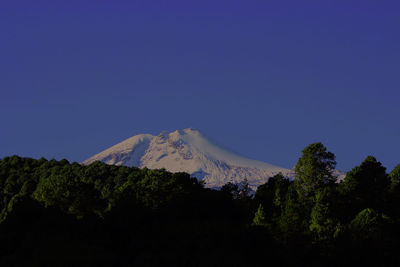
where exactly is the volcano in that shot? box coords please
[83,128,293,189]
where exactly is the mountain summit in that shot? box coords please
[83,128,292,189]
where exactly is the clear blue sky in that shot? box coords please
[1,0,399,172]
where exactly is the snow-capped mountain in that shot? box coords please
[83,128,292,189]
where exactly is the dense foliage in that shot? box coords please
[1,143,400,266]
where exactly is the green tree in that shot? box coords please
[253,204,267,226]
[349,208,390,241]
[309,188,338,244]
[220,182,240,200]
[255,173,290,219]
[278,185,307,245]
[33,171,105,218]
[339,156,388,217]
[294,142,336,205]
[238,178,251,201]
[388,164,400,218]
[389,164,400,190]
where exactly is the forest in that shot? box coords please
[0,142,400,266]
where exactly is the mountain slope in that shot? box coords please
[83,128,292,189]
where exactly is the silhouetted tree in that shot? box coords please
[389,164,400,190]
[238,178,251,201]
[388,164,400,218]
[339,156,388,218]
[278,185,307,246]
[253,204,267,226]
[294,142,336,206]
[220,182,240,200]
[255,173,290,219]
[309,188,339,245]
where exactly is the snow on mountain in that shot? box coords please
[83,128,293,189]
[83,134,154,167]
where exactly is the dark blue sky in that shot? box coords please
[2,0,400,171]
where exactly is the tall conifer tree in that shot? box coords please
[294,142,336,205]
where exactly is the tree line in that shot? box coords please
[0,143,399,266]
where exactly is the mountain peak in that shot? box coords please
[83,129,292,189]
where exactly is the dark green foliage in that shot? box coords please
[0,156,266,266]
[253,204,267,226]
[277,184,309,246]
[254,173,290,219]
[389,164,400,194]
[33,172,106,218]
[349,208,385,240]
[1,148,400,266]
[238,178,251,201]
[294,142,336,204]
[220,178,252,202]
[389,164,400,186]
[309,188,339,245]
[388,164,400,217]
[220,181,240,199]
[339,156,389,219]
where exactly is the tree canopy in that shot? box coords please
[294,142,336,204]
[0,147,399,266]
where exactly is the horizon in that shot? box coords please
[2,1,400,172]
[2,127,392,173]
